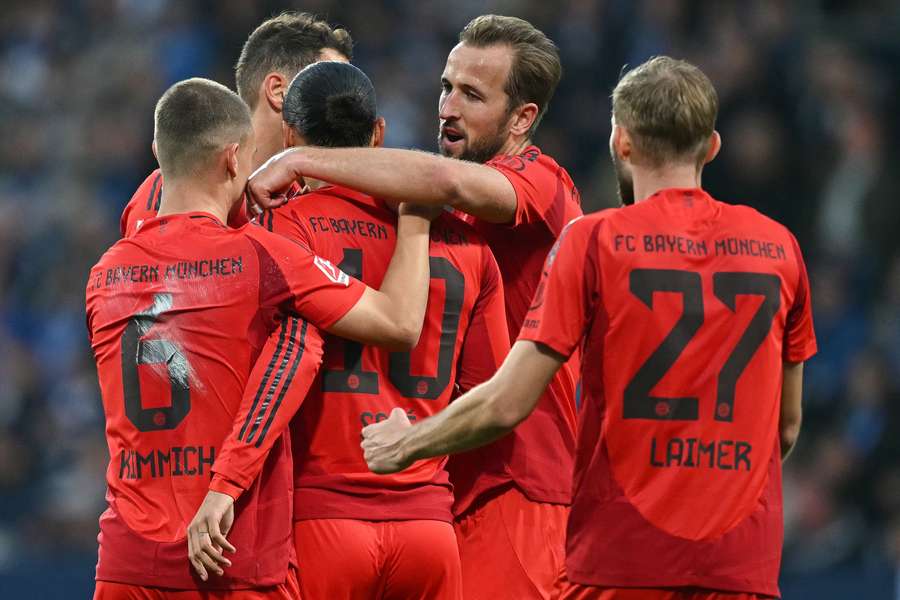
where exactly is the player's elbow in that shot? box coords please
[780,418,802,459]
[377,314,422,351]
[388,323,421,351]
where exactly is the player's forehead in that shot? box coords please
[442,42,512,94]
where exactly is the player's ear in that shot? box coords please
[508,102,538,137]
[371,117,386,148]
[224,143,240,179]
[613,124,633,162]
[151,140,158,163]
[262,72,288,113]
[282,121,296,149]
[703,131,721,165]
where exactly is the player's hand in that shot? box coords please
[361,407,415,474]
[187,490,237,581]
[246,149,302,213]
[398,202,445,222]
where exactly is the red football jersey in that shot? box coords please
[262,184,510,522]
[519,188,817,596]
[120,169,250,237]
[86,212,365,589]
[449,145,583,514]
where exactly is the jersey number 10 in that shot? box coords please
[322,248,465,400]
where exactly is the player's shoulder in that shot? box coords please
[489,145,571,179]
[282,185,381,216]
[715,196,799,242]
[130,168,163,201]
[564,208,618,237]
[89,235,145,278]
[121,168,163,237]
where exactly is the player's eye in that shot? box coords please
[441,80,452,93]
[465,89,481,101]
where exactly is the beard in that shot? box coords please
[611,150,635,206]
[438,122,507,164]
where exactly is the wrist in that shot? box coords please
[397,213,432,235]
[398,427,422,465]
[209,474,244,501]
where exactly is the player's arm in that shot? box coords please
[363,340,563,473]
[246,147,518,223]
[325,204,437,349]
[187,320,325,580]
[363,217,594,474]
[780,361,803,460]
[780,234,817,461]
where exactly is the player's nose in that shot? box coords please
[439,90,462,121]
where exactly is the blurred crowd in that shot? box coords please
[0,0,898,596]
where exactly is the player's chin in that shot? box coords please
[438,135,466,158]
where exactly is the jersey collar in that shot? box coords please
[642,188,721,220]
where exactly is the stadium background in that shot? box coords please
[0,0,898,597]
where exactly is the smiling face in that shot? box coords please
[437,42,515,164]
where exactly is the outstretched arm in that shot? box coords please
[247,147,518,223]
[361,340,564,474]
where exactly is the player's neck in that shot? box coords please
[498,136,531,158]
[251,109,284,170]
[632,162,702,203]
[156,178,231,224]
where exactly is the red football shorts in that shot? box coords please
[561,585,771,600]
[293,518,461,599]
[93,566,301,599]
[454,485,568,600]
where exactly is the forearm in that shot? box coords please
[284,147,455,205]
[780,361,804,461]
[402,377,517,462]
[780,425,800,460]
[378,212,433,345]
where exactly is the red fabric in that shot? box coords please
[120,170,250,238]
[449,146,583,514]
[519,188,817,596]
[293,518,461,600]
[87,212,365,588]
[261,184,509,522]
[560,585,770,600]
[454,486,568,600]
[93,566,301,599]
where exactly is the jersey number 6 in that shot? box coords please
[120,293,192,431]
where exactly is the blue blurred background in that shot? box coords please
[1,0,898,597]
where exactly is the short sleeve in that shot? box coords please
[486,149,579,235]
[456,247,510,393]
[248,228,366,330]
[518,216,597,358]
[783,235,817,363]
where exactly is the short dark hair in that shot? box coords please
[612,56,719,166]
[235,12,354,109]
[154,78,251,178]
[459,15,561,136]
[283,62,377,148]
